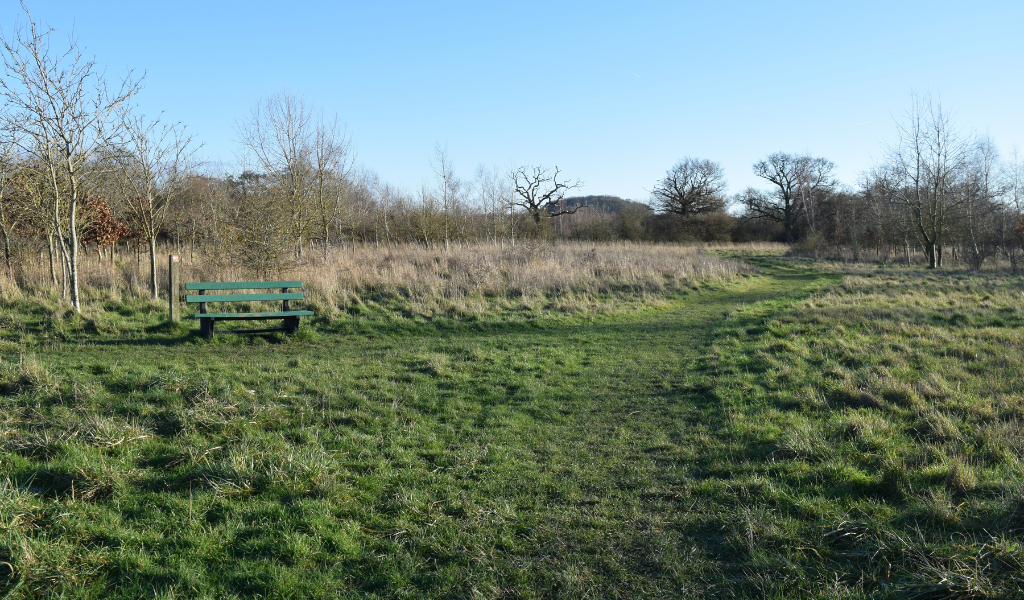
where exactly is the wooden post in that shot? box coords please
[168,254,180,322]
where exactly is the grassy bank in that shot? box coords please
[1,253,1021,598]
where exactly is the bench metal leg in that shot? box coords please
[200,317,215,340]
[282,316,300,335]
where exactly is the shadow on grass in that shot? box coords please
[9,467,114,502]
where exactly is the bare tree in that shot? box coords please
[510,165,583,225]
[746,153,802,242]
[225,171,293,277]
[13,163,62,285]
[960,136,1001,269]
[108,109,198,298]
[795,155,837,237]
[164,173,222,261]
[413,182,442,245]
[999,147,1024,273]
[745,152,836,243]
[310,113,353,259]
[366,171,405,249]
[0,3,140,310]
[829,186,869,260]
[238,93,354,259]
[475,164,512,245]
[237,92,315,256]
[651,158,726,217]
[882,96,971,269]
[0,127,22,275]
[431,145,469,250]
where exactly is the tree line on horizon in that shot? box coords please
[642,96,1024,272]
[0,7,1021,314]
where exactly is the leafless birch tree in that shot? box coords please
[475,165,512,245]
[237,92,315,255]
[959,136,1001,269]
[311,114,353,259]
[882,95,971,269]
[1000,148,1024,272]
[108,109,198,298]
[0,3,140,310]
[433,145,466,250]
[0,127,22,275]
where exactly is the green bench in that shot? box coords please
[185,281,314,339]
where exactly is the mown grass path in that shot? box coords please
[2,261,908,599]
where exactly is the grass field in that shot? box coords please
[1,251,1022,598]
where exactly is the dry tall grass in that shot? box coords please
[702,241,787,253]
[2,241,754,318]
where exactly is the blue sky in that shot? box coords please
[3,1,1022,200]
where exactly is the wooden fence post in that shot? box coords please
[169,254,180,322]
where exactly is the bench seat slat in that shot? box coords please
[185,281,303,291]
[185,292,304,303]
[187,310,314,319]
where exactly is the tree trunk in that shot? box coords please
[0,224,11,275]
[69,214,80,311]
[925,241,936,269]
[149,234,158,300]
[47,234,57,286]
[58,235,69,299]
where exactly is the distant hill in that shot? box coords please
[554,195,651,214]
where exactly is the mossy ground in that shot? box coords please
[0,255,1021,598]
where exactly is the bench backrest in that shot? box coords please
[185,281,303,304]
